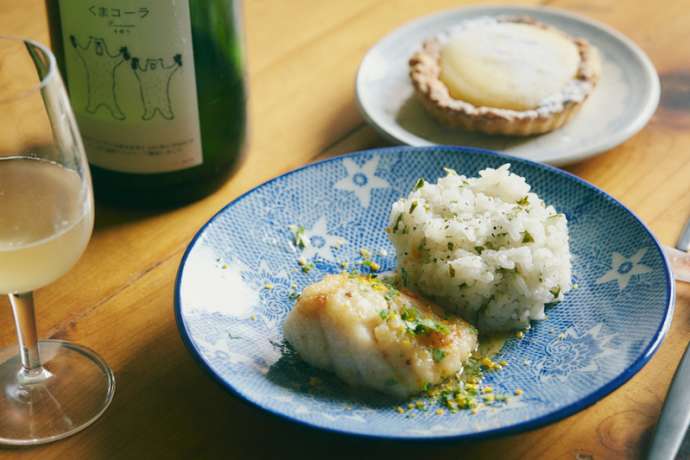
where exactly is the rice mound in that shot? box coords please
[387,164,571,332]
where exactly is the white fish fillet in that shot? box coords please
[284,273,478,398]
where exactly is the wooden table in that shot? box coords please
[1,0,689,458]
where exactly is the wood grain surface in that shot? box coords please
[1,0,689,458]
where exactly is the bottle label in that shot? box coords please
[58,1,203,174]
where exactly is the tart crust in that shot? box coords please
[409,16,601,136]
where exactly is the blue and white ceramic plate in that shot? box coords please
[175,146,673,440]
[356,5,660,166]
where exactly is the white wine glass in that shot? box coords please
[0,36,114,445]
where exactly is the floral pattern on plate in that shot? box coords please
[176,146,673,440]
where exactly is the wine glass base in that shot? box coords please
[0,339,115,446]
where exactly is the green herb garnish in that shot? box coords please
[414,178,425,190]
[383,287,400,303]
[522,231,534,243]
[550,286,561,299]
[432,348,446,363]
[403,313,450,336]
[393,213,403,233]
[516,196,529,206]
[297,257,315,273]
[361,260,380,272]
[288,224,307,249]
[302,263,314,273]
[400,306,416,322]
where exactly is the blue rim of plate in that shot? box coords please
[174,145,675,441]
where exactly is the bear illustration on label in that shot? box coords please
[69,35,130,120]
[69,35,184,122]
[131,54,183,121]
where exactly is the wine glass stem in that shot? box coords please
[8,292,44,378]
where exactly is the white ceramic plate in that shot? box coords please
[356,5,660,166]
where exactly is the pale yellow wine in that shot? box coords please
[0,157,93,294]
